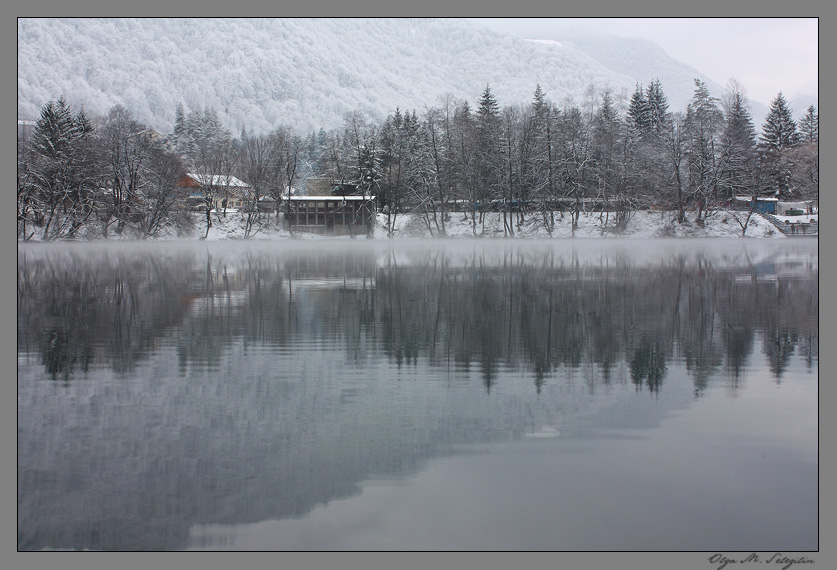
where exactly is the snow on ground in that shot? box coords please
[375,209,786,239]
[180,208,787,241]
[777,213,819,225]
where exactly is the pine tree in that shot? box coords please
[29,97,100,239]
[475,85,502,215]
[790,105,818,200]
[760,92,799,152]
[639,79,673,212]
[532,84,547,120]
[32,96,79,160]
[624,83,653,208]
[172,102,187,150]
[683,79,724,221]
[202,107,232,148]
[798,105,818,145]
[530,84,557,228]
[476,85,500,128]
[627,83,651,134]
[356,141,381,196]
[760,93,800,198]
[719,81,757,204]
[451,99,479,231]
[75,106,94,136]
[645,79,669,135]
[722,84,757,154]
[593,90,620,164]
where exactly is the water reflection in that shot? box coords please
[17,240,818,550]
[18,241,818,391]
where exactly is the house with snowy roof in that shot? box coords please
[177,173,252,210]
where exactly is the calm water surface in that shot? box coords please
[17,239,818,551]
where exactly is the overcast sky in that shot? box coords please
[469,18,818,107]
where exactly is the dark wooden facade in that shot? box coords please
[284,196,376,236]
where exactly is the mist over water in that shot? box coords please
[18,239,818,550]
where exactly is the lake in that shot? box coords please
[17,239,818,551]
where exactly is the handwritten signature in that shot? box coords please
[709,553,815,570]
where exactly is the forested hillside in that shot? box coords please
[19,18,640,134]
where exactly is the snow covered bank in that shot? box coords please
[182,209,787,241]
[30,208,790,242]
[374,210,786,239]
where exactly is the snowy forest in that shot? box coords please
[17,77,819,241]
[21,18,746,134]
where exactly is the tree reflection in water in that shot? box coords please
[18,241,819,394]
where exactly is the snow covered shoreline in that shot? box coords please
[19,209,804,242]
[179,209,789,241]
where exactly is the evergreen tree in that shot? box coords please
[532,84,547,120]
[789,105,819,200]
[718,80,757,205]
[475,85,502,217]
[172,102,186,148]
[29,97,100,239]
[641,79,675,211]
[722,83,757,153]
[451,99,480,232]
[798,105,818,145]
[356,141,382,197]
[31,96,80,160]
[760,93,800,198]
[477,84,500,125]
[645,79,669,136]
[530,84,559,231]
[760,92,799,152]
[592,91,620,177]
[76,106,94,136]
[683,79,724,221]
[627,83,651,134]
[593,91,620,145]
[203,107,231,146]
[401,109,430,206]
[623,83,654,207]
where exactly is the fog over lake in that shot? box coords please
[17,239,818,551]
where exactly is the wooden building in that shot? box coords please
[284,195,376,236]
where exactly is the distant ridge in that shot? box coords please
[552,33,771,125]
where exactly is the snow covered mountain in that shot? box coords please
[550,33,771,125]
[17,18,776,136]
[789,79,819,120]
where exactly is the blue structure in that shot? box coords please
[735,196,778,214]
[753,198,778,214]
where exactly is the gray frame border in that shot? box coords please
[5,3,827,570]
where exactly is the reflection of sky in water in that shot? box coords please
[187,352,817,551]
[17,240,817,551]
